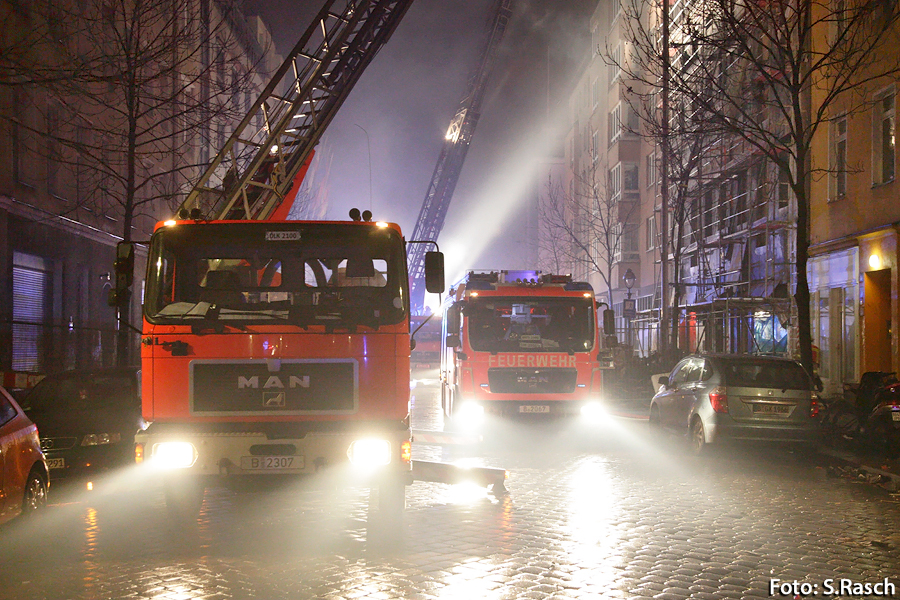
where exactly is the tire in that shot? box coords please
[689,418,707,455]
[21,469,48,516]
[164,476,205,521]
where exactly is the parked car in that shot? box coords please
[0,385,48,524]
[649,354,821,453]
[21,367,141,485]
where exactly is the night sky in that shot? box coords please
[245,0,595,285]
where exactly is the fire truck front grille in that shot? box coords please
[190,359,358,415]
[487,368,578,394]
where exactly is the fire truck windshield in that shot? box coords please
[144,222,407,328]
[466,296,595,353]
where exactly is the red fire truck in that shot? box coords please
[128,216,442,519]
[440,270,604,422]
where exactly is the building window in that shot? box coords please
[47,105,61,200]
[609,163,621,199]
[646,152,656,188]
[608,104,621,144]
[613,222,639,263]
[623,162,639,191]
[777,163,791,211]
[873,88,895,185]
[591,129,599,164]
[835,0,847,39]
[702,189,714,237]
[646,214,657,250]
[609,44,621,86]
[12,252,52,372]
[831,115,847,199]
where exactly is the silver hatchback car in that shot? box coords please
[649,354,821,452]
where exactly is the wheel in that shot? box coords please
[21,469,48,516]
[164,476,205,521]
[689,418,707,455]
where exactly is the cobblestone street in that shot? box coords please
[1,376,899,600]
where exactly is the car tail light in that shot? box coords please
[709,386,728,413]
[810,393,820,418]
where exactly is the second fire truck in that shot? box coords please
[440,270,605,422]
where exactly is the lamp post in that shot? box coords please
[623,268,636,350]
[623,268,636,299]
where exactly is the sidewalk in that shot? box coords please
[604,396,900,492]
[817,444,900,493]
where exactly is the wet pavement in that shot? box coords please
[1,372,899,599]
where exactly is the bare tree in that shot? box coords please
[3,0,273,364]
[615,0,900,372]
[6,0,270,241]
[540,161,641,304]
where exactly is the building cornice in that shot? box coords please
[0,194,123,248]
[809,222,900,256]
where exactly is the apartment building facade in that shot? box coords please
[554,0,811,366]
[0,0,281,375]
[810,65,900,396]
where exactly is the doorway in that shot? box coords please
[863,268,892,373]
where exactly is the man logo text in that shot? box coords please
[238,375,310,389]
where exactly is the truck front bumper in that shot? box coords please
[134,424,412,485]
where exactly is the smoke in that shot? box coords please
[440,100,571,285]
[251,0,597,273]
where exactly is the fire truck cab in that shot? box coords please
[440,270,603,423]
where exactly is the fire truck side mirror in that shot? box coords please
[424,251,445,294]
[446,302,462,332]
[602,308,615,335]
[108,242,135,307]
[446,333,460,348]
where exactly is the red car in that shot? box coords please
[0,385,48,524]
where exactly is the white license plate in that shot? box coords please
[46,458,65,469]
[892,411,900,422]
[752,404,790,415]
[240,456,303,471]
[519,405,550,414]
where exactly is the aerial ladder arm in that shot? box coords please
[407,0,514,313]
[176,0,414,221]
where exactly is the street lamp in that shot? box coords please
[623,268,637,350]
[623,268,636,299]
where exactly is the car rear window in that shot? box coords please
[718,359,811,390]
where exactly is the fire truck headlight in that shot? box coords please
[151,442,198,469]
[348,438,392,468]
[580,401,606,422]
[457,402,485,424]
